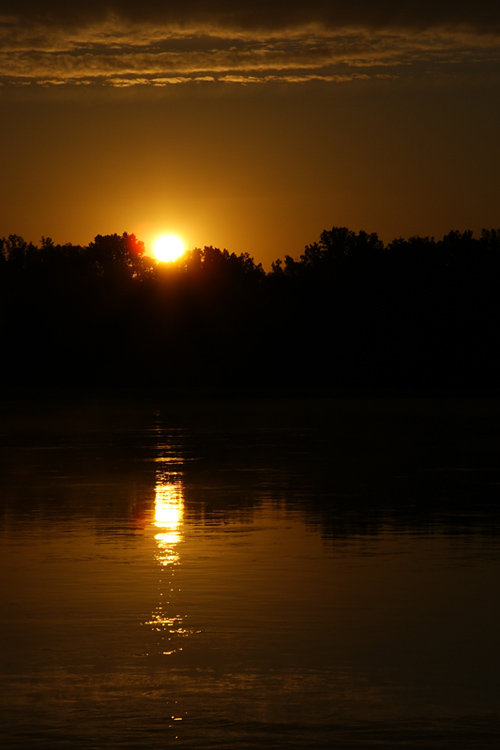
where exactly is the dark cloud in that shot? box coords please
[3,0,500,32]
[1,1,498,87]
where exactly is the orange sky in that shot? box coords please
[1,2,499,268]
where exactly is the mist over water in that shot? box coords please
[1,398,500,749]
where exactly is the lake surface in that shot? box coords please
[1,397,500,749]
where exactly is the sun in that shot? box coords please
[153,234,185,263]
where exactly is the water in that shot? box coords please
[1,397,500,749]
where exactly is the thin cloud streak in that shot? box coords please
[1,19,499,87]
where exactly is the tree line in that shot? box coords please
[1,227,500,395]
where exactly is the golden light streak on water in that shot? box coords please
[145,475,198,650]
[154,481,184,558]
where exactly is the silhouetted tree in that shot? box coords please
[85,232,148,279]
[2,225,500,394]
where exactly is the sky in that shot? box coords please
[1,0,499,267]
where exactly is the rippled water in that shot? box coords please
[1,397,500,749]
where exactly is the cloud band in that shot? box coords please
[1,6,499,87]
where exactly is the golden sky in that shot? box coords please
[1,1,499,266]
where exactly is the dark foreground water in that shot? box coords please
[1,397,500,749]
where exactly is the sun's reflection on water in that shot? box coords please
[154,480,184,563]
[145,466,196,654]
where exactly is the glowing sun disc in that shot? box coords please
[154,234,185,262]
